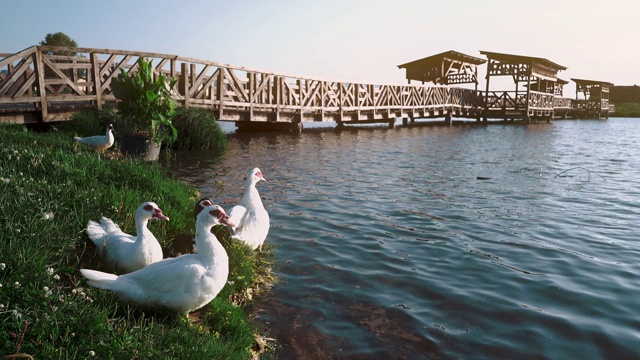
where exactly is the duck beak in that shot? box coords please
[153,209,170,221]
[210,208,235,227]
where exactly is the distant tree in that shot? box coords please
[39,32,78,56]
[39,32,82,80]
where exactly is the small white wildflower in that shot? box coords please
[53,274,60,281]
[43,286,50,291]
[46,267,54,276]
[72,289,77,294]
[13,281,20,289]
[0,178,9,184]
[42,212,54,221]
[236,276,243,280]
[0,263,5,271]
[0,283,3,288]
[227,281,235,285]
[15,229,20,233]
[12,310,22,321]
[89,350,96,357]
[0,304,4,310]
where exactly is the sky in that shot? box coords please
[3,0,639,98]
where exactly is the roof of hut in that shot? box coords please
[570,78,614,86]
[479,51,567,71]
[397,50,487,69]
[397,50,486,84]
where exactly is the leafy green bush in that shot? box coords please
[612,102,640,117]
[172,107,227,150]
[111,58,178,145]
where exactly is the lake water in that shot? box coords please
[166,118,640,359]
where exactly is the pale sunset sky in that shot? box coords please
[3,0,638,97]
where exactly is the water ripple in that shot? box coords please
[167,118,640,359]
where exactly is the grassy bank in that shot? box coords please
[0,124,274,359]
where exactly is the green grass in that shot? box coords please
[0,124,274,359]
[172,107,227,150]
[612,102,640,117]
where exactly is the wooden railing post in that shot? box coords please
[91,52,102,109]
[181,62,189,108]
[274,76,280,122]
[216,69,224,120]
[248,72,254,121]
[33,48,48,120]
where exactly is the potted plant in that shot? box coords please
[111,57,178,160]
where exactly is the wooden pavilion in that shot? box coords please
[479,51,567,122]
[397,50,486,88]
[397,50,486,123]
[571,78,613,119]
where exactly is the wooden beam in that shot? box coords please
[34,49,48,120]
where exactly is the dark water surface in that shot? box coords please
[166,119,640,359]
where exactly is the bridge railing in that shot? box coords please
[0,46,574,123]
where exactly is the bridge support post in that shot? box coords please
[444,110,452,127]
[402,118,408,126]
[388,119,396,129]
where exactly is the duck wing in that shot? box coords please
[228,204,247,233]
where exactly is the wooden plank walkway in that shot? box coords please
[0,46,609,129]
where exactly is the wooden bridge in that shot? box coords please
[0,46,612,131]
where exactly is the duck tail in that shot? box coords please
[80,269,118,289]
[86,219,108,247]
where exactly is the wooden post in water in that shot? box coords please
[525,72,532,124]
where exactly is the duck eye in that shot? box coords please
[144,204,153,211]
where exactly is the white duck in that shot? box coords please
[73,124,115,152]
[228,167,270,250]
[80,204,234,316]
[86,201,168,273]
[167,198,213,257]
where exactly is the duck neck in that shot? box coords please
[242,182,262,209]
[135,218,151,243]
[195,226,227,263]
